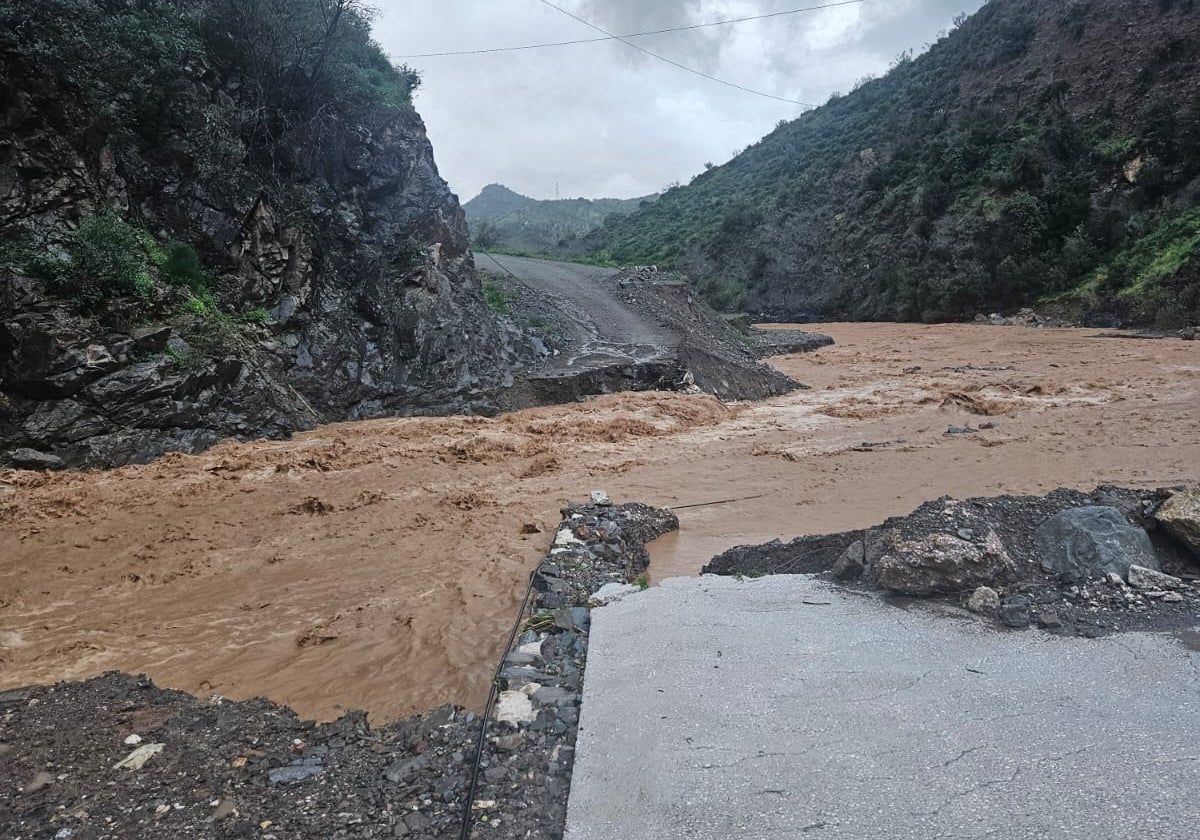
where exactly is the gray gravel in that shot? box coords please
[566,575,1200,840]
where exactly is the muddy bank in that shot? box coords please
[704,484,1200,637]
[2,324,1198,721]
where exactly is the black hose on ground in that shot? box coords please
[458,566,541,840]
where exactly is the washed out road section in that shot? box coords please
[1,325,1197,722]
[566,575,1200,840]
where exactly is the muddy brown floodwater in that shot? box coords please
[1,324,1198,723]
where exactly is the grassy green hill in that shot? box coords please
[586,0,1200,327]
[465,184,656,255]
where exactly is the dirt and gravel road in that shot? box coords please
[478,253,670,370]
[481,254,810,403]
[1,324,1198,723]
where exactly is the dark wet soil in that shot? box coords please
[0,673,477,840]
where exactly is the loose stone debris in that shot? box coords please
[705,485,1200,637]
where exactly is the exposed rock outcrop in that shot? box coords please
[1,14,511,468]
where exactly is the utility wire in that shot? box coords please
[398,0,865,59]
[534,0,816,107]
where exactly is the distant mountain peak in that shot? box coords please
[464,184,657,255]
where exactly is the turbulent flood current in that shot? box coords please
[1,323,1197,722]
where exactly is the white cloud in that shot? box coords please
[376,0,986,201]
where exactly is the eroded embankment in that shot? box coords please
[487,261,825,407]
[704,484,1200,637]
[1,323,1198,722]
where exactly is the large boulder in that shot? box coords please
[874,529,1015,595]
[1035,506,1158,583]
[1155,489,1200,556]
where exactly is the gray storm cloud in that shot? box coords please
[376,1,986,201]
[575,0,727,68]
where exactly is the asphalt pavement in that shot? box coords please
[565,575,1200,840]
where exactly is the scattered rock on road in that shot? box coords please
[1127,565,1183,591]
[704,486,1200,638]
[967,586,1001,613]
[998,595,1033,627]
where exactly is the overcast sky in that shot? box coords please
[375,0,987,202]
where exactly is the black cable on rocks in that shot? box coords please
[480,251,524,283]
[458,566,541,840]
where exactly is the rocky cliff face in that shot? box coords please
[0,29,513,469]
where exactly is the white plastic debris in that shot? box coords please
[123,734,142,746]
[113,743,165,770]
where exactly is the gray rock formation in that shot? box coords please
[966,586,1001,613]
[1035,506,1158,583]
[1,36,511,468]
[1127,565,1183,591]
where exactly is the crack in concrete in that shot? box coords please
[693,745,838,771]
[917,744,1098,818]
[914,766,1025,818]
[940,745,985,768]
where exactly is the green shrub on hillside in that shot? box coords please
[482,282,513,316]
[0,0,421,166]
[162,242,211,294]
[26,214,155,309]
[9,212,219,314]
[0,0,200,142]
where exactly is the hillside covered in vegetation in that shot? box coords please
[587,0,1200,326]
[464,183,655,255]
[0,0,512,467]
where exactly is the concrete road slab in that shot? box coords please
[565,575,1200,840]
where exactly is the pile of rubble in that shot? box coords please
[468,497,677,839]
[705,485,1200,637]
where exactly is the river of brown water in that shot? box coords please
[1,324,1197,722]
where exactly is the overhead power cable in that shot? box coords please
[398,0,866,59]
[534,0,817,107]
